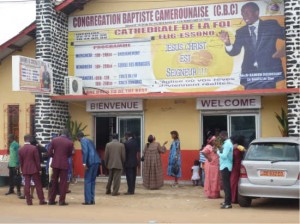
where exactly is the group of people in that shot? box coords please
[104,130,182,196]
[199,131,245,209]
[6,128,245,209]
[5,130,95,206]
[5,129,182,206]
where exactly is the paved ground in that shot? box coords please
[0,182,299,223]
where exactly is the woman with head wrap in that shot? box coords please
[202,135,221,199]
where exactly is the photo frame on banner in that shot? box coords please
[12,55,53,94]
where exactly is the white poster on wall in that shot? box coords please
[12,56,53,94]
[74,39,160,94]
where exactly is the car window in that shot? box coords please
[245,143,299,161]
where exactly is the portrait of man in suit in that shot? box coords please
[219,2,286,90]
[41,64,51,90]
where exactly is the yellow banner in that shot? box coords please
[68,0,286,94]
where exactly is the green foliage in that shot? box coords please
[65,116,88,141]
[274,108,289,137]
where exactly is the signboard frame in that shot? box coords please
[12,55,53,94]
[197,96,261,110]
[87,99,144,112]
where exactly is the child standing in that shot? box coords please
[191,160,200,186]
[199,147,206,187]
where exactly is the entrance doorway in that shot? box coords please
[202,113,258,148]
[95,116,143,176]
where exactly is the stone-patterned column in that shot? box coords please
[35,0,69,145]
[285,0,300,137]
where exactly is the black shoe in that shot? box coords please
[5,191,14,196]
[105,191,111,195]
[59,202,69,206]
[82,202,92,205]
[91,201,95,205]
[112,193,120,196]
[27,203,33,206]
[19,195,26,199]
[39,201,47,205]
[124,192,134,195]
[48,201,57,205]
[221,204,232,209]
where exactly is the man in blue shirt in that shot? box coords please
[77,132,101,205]
[217,131,233,209]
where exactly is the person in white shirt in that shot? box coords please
[191,160,200,186]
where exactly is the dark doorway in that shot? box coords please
[96,117,117,176]
[202,115,227,146]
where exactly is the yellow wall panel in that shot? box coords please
[69,101,94,149]
[261,95,288,138]
[0,40,36,148]
[144,99,200,150]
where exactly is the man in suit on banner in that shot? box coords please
[77,132,101,205]
[18,134,47,206]
[124,132,140,195]
[47,129,74,206]
[219,2,285,90]
[105,133,126,196]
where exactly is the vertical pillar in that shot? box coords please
[284,0,300,137]
[35,0,69,145]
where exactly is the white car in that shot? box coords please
[238,137,300,207]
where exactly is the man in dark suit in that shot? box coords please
[219,2,285,90]
[18,134,47,206]
[77,132,101,205]
[47,129,74,206]
[124,132,140,195]
[105,133,126,196]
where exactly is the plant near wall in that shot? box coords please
[65,116,88,141]
[274,108,289,137]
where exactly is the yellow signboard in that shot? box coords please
[68,0,285,94]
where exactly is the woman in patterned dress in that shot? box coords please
[142,135,167,189]
[167,130,181,187]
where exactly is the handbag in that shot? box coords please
[171,162,179,176]
[14,169,22,186]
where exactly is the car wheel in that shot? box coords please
[238,194,252,207]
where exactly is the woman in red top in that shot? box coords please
[230,136,246,204]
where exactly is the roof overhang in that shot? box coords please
[0,0,89,63]
[51,88,300,102]
[0,23,36,63]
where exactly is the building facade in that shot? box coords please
[0,0,299,181]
